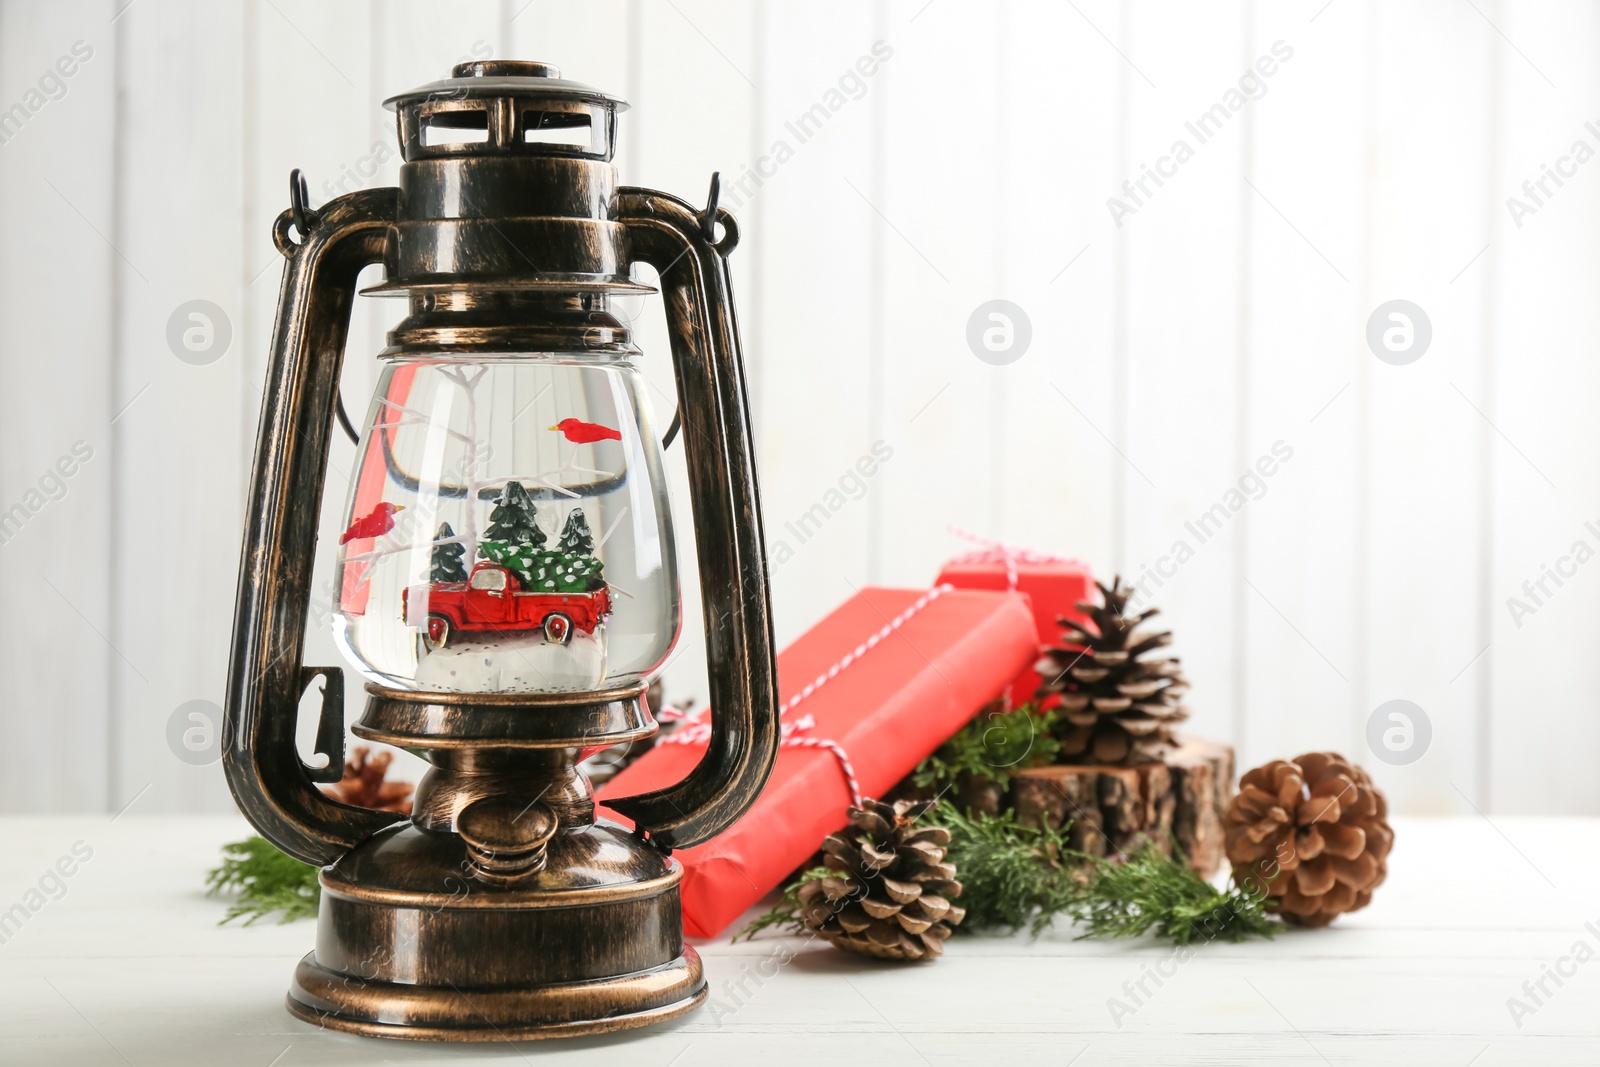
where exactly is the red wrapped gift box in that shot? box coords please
[597,584,1037,939]
[934,535,1096,705]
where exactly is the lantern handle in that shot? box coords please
[607,183,781,850]
[224,186,405,866]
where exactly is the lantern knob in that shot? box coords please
[457,796,558,883]
[453,59,561,79]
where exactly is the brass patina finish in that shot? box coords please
[223,60,779,1041]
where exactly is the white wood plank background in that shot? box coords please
[0,0,1594,816]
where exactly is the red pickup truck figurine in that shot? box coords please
[406,561,612,649]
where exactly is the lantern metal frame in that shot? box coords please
[223,60,779,1041]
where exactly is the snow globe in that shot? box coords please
[332,353,677,694]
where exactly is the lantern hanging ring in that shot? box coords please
[699,172,720,242]
[273,168,321,257]
[289,168,319,242]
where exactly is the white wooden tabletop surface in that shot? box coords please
[0,814,1593,1066]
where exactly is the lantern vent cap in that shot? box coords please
[383,60,629,113]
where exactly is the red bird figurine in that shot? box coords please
[340,501,405,545]
[550,417,622,444]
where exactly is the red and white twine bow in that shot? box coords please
[945,525,1086,592]
[655,584,956,808]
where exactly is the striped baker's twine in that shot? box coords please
[654,584,956,808]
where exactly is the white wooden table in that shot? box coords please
[0,815,1593,1065]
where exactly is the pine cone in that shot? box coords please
[797,798,966,961]
[1035,577,1190,764]
[1225,752,1393,926]
[321,746,414,815]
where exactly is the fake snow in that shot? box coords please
[410,624,606,693]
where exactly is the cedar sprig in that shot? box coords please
[1066,843,1279,946]
[924,803,1278,945]
[743,801,1280,949]
[913,703,1060,792]
[204,836,321,925]
[930,800,1079,935]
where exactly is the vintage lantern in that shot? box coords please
[224,61,779,1040]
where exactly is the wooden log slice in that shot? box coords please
[1009,735,1234,876]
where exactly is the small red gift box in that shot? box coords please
[934,534,1096,704]
[597,584,1038,939]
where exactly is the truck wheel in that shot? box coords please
[543,612,572,645]
[423,614,452,650]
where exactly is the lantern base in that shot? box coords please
[284,816,704,1042]
[286,949,705,1041]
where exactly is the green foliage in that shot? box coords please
[737,787,1280,950]
[733,866,836,941]
[477,539,520,570]
[931,802,1278,946]
[914,704,1060,792]
[205,836,320,925]
[1065,843,1279,946]
[529,550,602,593]
[480,546,532,588]
[933,801,1079,934]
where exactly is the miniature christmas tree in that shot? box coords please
[483,481,545,549]
[566,553,604,591]
[479,543,543,589]
[520,549,605,594]
[475,498,605,593]
[558,509,595,556]
[479,481,547,585]
[430,523,468,583]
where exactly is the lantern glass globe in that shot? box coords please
[331,352,680,694]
